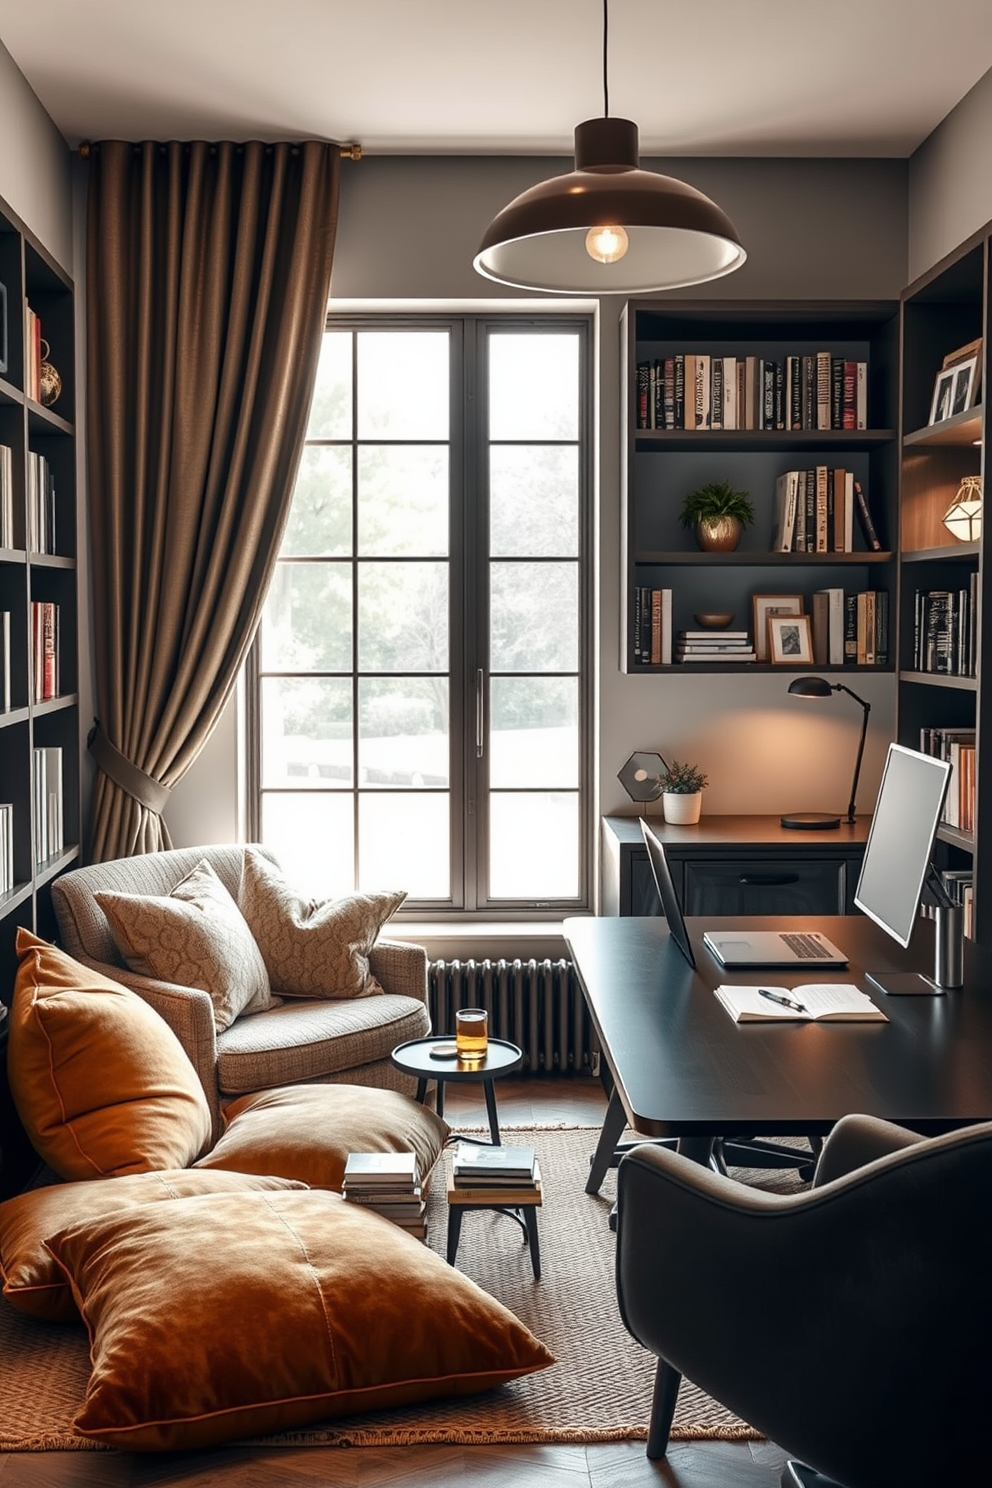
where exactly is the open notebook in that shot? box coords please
[714,983,888,1023]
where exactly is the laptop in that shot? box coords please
[639,819,848,969]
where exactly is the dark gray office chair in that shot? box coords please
[615,1113,991,1488]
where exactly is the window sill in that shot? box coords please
[392,921,572,963]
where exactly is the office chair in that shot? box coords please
[615,1113,990,1488]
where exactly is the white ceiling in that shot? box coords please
[2,0,992,158]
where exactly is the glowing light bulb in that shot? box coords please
[585,224,629,264]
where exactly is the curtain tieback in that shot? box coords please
[87,720,172,816]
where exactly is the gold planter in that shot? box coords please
[695,516,742,552]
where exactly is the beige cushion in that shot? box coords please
[239,846,405,998]
[95,858,272,1032]
[9,930,212,1181]
[46,1189,554,1451]
[0,1170,307,1323]
[195,1083,449,1190]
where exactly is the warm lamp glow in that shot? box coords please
[585,223,629,263]
[943,475,982,541]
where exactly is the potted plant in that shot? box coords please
[658,759,708,825]
[679,479,755,552]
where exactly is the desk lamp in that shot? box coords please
[781,676,871,830]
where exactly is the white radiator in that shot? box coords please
[427,957,595,1074]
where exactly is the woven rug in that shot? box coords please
[0,1125,806,1451]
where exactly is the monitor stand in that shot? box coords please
[866,904,964,996]
[865,970,944,997]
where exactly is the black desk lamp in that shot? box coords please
[781,676,871,830]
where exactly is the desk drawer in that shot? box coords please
[683,858,847,916]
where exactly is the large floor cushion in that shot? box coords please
[46,1188,554,1451]
[195,1084,449,1191]
[214,993,429,1096]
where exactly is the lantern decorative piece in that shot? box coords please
[942,475,982,542]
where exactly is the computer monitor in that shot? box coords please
[854,742,953,993]
[639,818,696,969]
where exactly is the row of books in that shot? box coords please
[342,1150,427,1240]
[931,869,975,939]
[34,745,63,866]
[24,304,44,405]
[450,1142,540,1202]
[635,352,868,432]
[0,444,12,547]
[919,727,976,834]
[0,802,13,895]
[26,451,57,554]
[31,602,60,702]
[676,629,756,663]
[910,582,980,678]
[771,469,881,553]
[811,587,890,666]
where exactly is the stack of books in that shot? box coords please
[33,745,63,865]
[449,1142,541,1202]
[0,802,13,895]
[676,630,756,664]
[342,1151,427,1240]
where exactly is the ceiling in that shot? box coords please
[2,0,992,158]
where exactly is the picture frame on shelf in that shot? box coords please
[942,336,983,402]
[950,356,978,417]
[929,366,957,425]
[768,613,813,665]
[752,594,803,664]
[0,281,7,376]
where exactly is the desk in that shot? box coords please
[564,913,992,1192]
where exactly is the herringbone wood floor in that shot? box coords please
[0,1077,790,1488]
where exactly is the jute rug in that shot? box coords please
[0,1125,806,1451]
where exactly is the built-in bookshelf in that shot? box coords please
[620,301,900,673]
[0,187,80,1011]
[896,234,989,946]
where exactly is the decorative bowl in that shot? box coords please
[693,612,735,629]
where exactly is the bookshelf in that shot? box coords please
[620,300,900,672]
[0,188,80,1026]
[897,233,988,945]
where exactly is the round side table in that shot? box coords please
[390,1036,523,1146]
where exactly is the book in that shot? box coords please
[812,588,845,666]
[853,479,881,550]
[714,983,888,1023]
[449,1162,543,1206]
[452,1142,536,1181]
[343,1151,420,1187]
[771,470,799,552]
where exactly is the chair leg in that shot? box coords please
[646,1358,682,1459]
[781,1463,844,1488]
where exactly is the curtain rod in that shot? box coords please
[78,141,362,160]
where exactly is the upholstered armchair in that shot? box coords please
[52,845,431,1141]
[615,1113,991,1488]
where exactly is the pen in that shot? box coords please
[758,988,808,1014]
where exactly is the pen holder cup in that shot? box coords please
[935,904,964,990]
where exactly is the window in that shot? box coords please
[249,314,592,914]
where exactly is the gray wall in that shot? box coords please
[0,40,73,273]
[909,64,992,283]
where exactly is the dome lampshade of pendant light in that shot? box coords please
[473,114,746,295]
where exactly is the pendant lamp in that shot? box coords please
[473,1,746,295]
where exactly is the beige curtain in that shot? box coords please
[85,140,339,861]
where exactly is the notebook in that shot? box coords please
[639,819,848,969]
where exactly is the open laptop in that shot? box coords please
[639,818,848,969]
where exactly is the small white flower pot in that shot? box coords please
[662,791,702,825]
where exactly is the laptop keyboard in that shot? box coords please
[779,932,827,959]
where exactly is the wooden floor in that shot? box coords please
[0,1076,789,1488]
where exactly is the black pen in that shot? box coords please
[758,988,808,1014]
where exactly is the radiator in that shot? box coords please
[427,958,595,1075]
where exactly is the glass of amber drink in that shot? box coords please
[455,1007,488,1060]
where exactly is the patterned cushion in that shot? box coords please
[0,1170,307,1323]
[8,930,212,1181]
[95,859,272,1032]
[195,1083,449,1190]
[46,1189,554,1450]
[239,846,405,998]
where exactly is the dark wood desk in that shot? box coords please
[564,914,992,1191]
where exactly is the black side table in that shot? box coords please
[390,1036,523,1146]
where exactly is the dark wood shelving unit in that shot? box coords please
[0,187,81,1054]
[620,299,900,673]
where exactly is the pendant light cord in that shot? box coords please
[602,0,610,116]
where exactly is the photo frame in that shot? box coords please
[928,366,957,425]
[752,593,803,664]
[768,613,813,665]
[0,281,7,377]
[942,336,983,403]
[950,356,978,417]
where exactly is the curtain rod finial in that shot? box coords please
[338,143,362,161]
[79,141,91,159]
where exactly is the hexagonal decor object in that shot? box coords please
[617,751,668,802]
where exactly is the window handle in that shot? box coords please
[476,669,485,758]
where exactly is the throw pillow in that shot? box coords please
[239,846,405,998]
[9,930,212,1181]
[95,858,272,1031]
[46,1188,554,1451]
[0,1170,307,1323]
[195,1083,449,1191]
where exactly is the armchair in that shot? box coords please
[51,845,431,1142]
[615,1114,991,1488]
